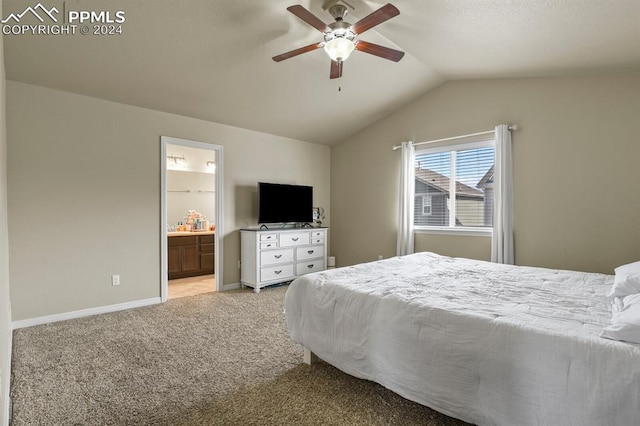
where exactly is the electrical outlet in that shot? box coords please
[111,275,120,286]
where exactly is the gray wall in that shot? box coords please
[330,73,640,273]
[7,81,330,321]
[0,4,12,420]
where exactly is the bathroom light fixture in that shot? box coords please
[167,154,186,165]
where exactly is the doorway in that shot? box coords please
[160,136,223,302]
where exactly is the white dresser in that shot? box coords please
[240,227,328,293]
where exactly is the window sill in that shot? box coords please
[415,227,492,237]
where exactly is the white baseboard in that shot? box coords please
[222,282,240,291]
[11,284,246,330]
[11,297,162,330]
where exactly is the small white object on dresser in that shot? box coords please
[240,227,328,293]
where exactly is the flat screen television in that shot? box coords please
[258,182,313,224]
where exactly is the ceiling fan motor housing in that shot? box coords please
[325,3,354,44]
[325,21,355,43]
[328,4,349,21]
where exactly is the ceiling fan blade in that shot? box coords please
[272,42,323,62]
[287,5,330,33]
[351,3,399,35]
[355,40,404,62]
[330,60,343,79]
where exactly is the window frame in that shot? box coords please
[414,139,494,237]
[415,194,432,216]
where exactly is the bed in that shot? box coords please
[284,252,640,426]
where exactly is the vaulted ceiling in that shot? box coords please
[4,0,640,144]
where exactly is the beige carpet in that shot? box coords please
[10,285,470,425]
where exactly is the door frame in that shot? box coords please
[160,136,224,302]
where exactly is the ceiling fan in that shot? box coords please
[273,3,404,79]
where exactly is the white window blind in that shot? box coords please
[414,141,494,230]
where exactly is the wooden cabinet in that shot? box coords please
[168,234,215,280]
[199,234,215,274]
[240,228,327,293]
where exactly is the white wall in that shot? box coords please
[0,0,12,420]
[331,73,640,274]
[7,81,330,321]
[166,170,215,226]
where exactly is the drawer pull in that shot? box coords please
[307,264,314,269]
[266,244,272,247]
[307,250,314,254]
[275,270,282,275]
[266,236,273,240]
[274,254,282,259]
[292,237,299,241]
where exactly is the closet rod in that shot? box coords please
[392,125,518,151]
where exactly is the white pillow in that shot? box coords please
[607,261,640,298]
[600,293,640,344]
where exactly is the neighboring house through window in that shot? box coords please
[414,140,494,232]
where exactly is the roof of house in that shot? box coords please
[476,165,494,189]
[415,168,484,199]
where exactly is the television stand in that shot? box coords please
[240,227,328,293]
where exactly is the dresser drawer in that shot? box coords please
[312,230,325,238]
[261,264,295,282]
[260,248,294,265]
[296,260,325,276]
[260,242,278,249]
[260,233,278,242]
[311,238,324,244]
[279,232,310,247]
[296,245,324,261]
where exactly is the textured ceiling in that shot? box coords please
[3,0,640,145]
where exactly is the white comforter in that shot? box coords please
[284,252,640,426]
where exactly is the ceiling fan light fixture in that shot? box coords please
[324,37,355,62]
[274,3,403,78]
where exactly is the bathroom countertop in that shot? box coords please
[167,231,215,237]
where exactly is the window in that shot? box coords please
[422,195,432,215]
[414,140,494,232]
[415,194,433,216]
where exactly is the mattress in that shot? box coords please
[284,252,640,426]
